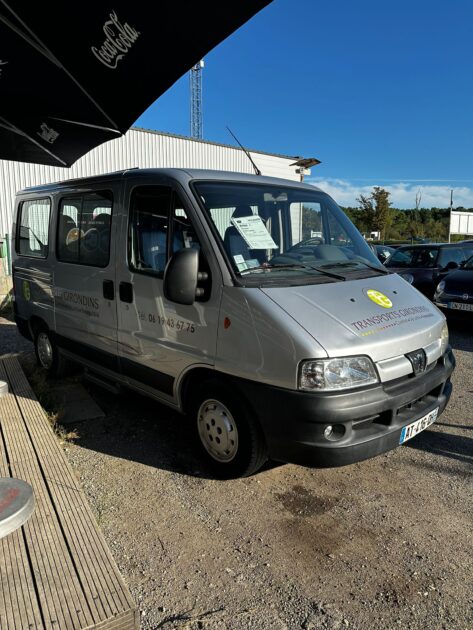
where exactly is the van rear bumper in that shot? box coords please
[234,348,455,468]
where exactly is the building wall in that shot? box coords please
[0,128,300,239]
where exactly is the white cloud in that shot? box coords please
[308,178,473,209]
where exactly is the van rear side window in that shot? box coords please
[57,192,113,267]
[17,198,51,258]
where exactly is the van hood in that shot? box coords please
[261,273,445,364]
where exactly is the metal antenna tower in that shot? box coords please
[190,60,204,139]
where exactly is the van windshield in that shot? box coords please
[194,181,385,285]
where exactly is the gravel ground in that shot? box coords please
[1,315,472,629]
[0,313,33,354]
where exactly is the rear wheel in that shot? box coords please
[34,326,66,377]
[192,380,267,478]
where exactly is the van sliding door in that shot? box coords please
[53,186,119,369]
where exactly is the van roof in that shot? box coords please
[17,168,323,196]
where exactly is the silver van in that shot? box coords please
[12,169,454,477]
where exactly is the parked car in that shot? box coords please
[384,243,473,298]
[434,254,473,318]
[12,169,454,477]
[373,244,396,264]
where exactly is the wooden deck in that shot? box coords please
[0,355,139,630]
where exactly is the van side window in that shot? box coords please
[130,187,172,275]
[172,201,201,254]
[57,192,113,267]
[130,187,203,277]
[17,199,51,258]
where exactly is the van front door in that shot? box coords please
[116,181,221,404]
[54,187,118,369]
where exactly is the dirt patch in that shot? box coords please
[276,485,338,517]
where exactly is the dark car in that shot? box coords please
[434,254,473,318]
[384,242,473,298]
[373,244,396,264]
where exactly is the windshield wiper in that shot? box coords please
[241,262,311,273]
[306,265,346,280]
[241,262,346,280]
[320,260,390,275]
[352,260,391,275]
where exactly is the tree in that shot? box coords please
[357,187,392,240]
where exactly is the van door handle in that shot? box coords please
[119,282,133,303]
[103,279,115,300]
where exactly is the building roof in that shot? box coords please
[131,126,300,161]
[18,167,322,195]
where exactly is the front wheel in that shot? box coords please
[192,381,268,478]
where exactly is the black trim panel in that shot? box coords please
[120,357,174,396]
[54,333,174,396]
[55,333,119,372]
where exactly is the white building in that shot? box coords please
[0,127,301,240]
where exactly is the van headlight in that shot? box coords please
[299,356,379,391]
[440,322,449,355]
[436,280,445,294]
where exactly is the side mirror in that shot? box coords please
[164,248,204,305]
[445,261,459,271]
[164,248,198,305]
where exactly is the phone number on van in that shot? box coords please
[138,312,195,333]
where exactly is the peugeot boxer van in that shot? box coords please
[12,169,454,477]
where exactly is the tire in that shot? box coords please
[191,380,268,479]
[33,325,66,377]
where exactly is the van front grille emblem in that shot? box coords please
[406,349,427,375]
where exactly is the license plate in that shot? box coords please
[399,408,439,445]
[449,302,473,312]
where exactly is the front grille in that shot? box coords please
[352,411,391,429]
[395,384,442,421]
[352,383,443,431]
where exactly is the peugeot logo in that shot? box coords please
[463,293,469,300]
[406,349,427,375]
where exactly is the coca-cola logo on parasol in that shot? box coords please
[91,11,140,70]
[37,123,60,144]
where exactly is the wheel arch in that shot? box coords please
[178,367,263,429]
[29,315,49,339]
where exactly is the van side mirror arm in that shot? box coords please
[163,248,199,305]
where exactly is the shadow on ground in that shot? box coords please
[448,320,473,352]
[406,427,473,467]
[69,381,278,480]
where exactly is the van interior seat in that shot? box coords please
[94,213,112,252]
[58,215,80,258]
[224,205,256,262]
[59,215,77,242]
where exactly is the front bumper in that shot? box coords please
[233,348,455,468]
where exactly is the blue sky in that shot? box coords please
[135,0,473,208]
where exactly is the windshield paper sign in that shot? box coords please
[231,215,278,250]
[351,305,433,337]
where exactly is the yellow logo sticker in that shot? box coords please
[22,280,31,301]
[366,289,392,309]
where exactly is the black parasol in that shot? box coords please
[0,1,271,166]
